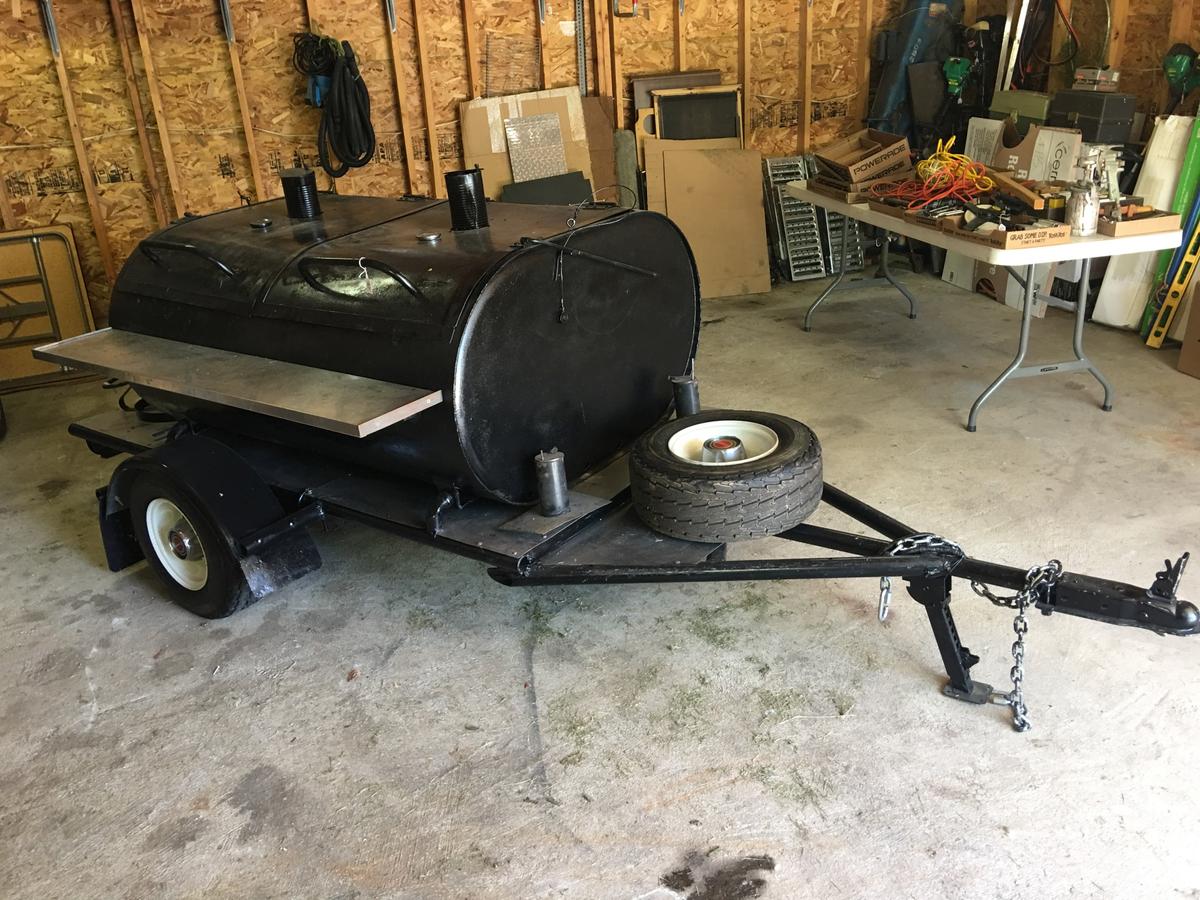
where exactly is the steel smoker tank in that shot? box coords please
[106,175,701,505]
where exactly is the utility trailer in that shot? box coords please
[37,169,1196,732]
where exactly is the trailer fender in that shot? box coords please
[102,435,321,598]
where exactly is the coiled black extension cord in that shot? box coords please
[293,33,375,179]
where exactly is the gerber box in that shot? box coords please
[813,129,912,185]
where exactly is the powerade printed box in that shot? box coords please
[813,129,912,186]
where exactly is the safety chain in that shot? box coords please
[972,560,1062,732]
[876,533,1062,733]
[878,533,965,622]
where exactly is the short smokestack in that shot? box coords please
[445,167,489,231]
[281,167,321,219]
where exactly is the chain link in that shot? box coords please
[878,534,966,622]
[983,560,1061,732]
[876,533,1062,733]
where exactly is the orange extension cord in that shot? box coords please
[870,137,995,211]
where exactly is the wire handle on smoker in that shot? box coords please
[298,256,429,304]
[139,240,238,278]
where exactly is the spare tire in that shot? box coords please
[630,409,822,542]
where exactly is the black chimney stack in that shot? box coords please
[281,167,321,219]
[445,167,489,231]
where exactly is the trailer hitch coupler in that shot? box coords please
[535,449,570,517]
[670,374,701,418]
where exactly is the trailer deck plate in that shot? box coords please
[35,328,442,438]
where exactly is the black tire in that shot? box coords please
[630,409,822,542]
[128,471,256,618]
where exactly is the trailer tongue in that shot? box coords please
[36,173,1195,733]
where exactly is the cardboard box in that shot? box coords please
[1179,289,1200,379]
[867,199,909,220]
[940,216,1072,249]
[973,260,1055,318]
[662,148,770,298]
[903,208,948,230]
[813,129,912,185]
[1097,210,1182,236]
[460,88,592,198]
[809,169,914,204]
[991,122,1082,183]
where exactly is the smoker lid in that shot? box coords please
[257,201,617,337]
[115,195,618,339]
[116,195,441,316]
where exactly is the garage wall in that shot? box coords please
[0,0,1190,323]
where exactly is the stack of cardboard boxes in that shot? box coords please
[807,129,914,204]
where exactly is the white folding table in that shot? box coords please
[785,182,1183,431]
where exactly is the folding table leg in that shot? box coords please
[880,235,918,319]
[967,263,1035,432]
[803,224,918,332]
[1072,258,1114,411]
[967,258,1114,431]
[802,214,850,332]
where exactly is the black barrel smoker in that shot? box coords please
[36,170,1196,733]
[106,170,699,505]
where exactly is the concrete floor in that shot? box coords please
[2,274,1199,899]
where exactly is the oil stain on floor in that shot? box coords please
[660,850,777,899]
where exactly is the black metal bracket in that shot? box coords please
[906,575,992,704]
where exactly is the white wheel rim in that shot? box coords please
[145,497,208,591]
[667,419,780,467]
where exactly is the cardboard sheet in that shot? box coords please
[643,137,741,215]
[662,148,770,299]
[581,97,617,199]
[460,88,592,198]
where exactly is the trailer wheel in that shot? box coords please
[630,409,822,542]
[128,472,255,618]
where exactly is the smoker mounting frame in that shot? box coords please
[68,408,1197,730]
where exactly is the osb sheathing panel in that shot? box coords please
[420,0,470,173]
[1120,0,1175,112]
[0,9,112,318]
[231,0,319,197]
[1070,0,1113,70]
[391,4,432,195]
[57,0,163,319]
[311,0,411,197]
[613,5,675,123]
[116,0,174,220]
[810,0,862,146]
[543,0,581,89]
[684,0,741,78]
[749,0,803,156]
[475,0,540,97]
[137,0,254,212]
